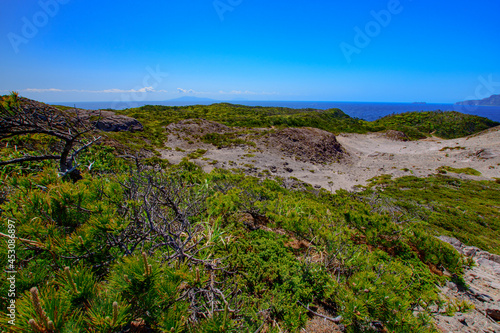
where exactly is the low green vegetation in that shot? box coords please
[119,103,362,135]
[3,139,497,332]
[186,148,207,159]
[108,104,499,148]
[437,166,482,176]
[364,175,500,254]
[46,103,497,153]
[372,110,499,139]
[2,97,499,332]
[439,146,466,151]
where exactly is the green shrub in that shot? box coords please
[437,166,482,176]
[2,138,497,331]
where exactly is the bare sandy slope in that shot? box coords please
[159,124,500,192]
[436,237,500,333]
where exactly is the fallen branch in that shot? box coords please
[69,136,101,162]
[297,301,342,323]
[253,308,271,333]
[0,154,61,166]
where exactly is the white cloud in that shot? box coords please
[219,90,279,95]
[176,88,208,94]
[177,88,195,94]
[100,86,155,93]
[21,87,167,94]
[25,88,65,92]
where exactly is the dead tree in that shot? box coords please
[107,165,242,322]
[0,92,100,179]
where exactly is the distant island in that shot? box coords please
[456,94,500,106]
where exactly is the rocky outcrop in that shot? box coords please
[19,98,143,132]
[436,236,500,332]
[379,130,409,141]
[264,127,346,164]
[77,110,144,132]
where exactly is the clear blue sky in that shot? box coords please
[1,0,499,103]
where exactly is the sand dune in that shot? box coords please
[160,123,500,192]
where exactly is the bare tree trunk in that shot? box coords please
[59,139,74,173]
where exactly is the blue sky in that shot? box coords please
[1,0,499,103]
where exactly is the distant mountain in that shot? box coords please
[456,94,500,106]
[166,96,218,102]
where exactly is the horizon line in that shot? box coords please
[51,100,459,105]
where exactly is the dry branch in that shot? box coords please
[0,93,101,177]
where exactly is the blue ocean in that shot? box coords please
[56,101,500,122]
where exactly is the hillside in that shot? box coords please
[118,103,364,135]
[371,110,500,139]
[1,95,500,332]
[110,104,499,152]
[456,94,500,106]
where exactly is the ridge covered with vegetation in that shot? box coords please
[1,95,499,332]
[107,104,499,150]
[372,110,500,139]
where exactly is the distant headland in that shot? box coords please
[456,94,500,106]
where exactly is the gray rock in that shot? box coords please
[446,281,458,291]
[476,293,495,303]
[468,287,495,303]
[92,111,144,132]
[477,258,500,275]
[477,252,500,265]
[67,109,144,132]
[486,305,500,321]
[476,149,497,159]
[463,246,481,257]
[438,236,462,246]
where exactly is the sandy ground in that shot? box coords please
[159,126,500,192]
[436,237,500,333]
